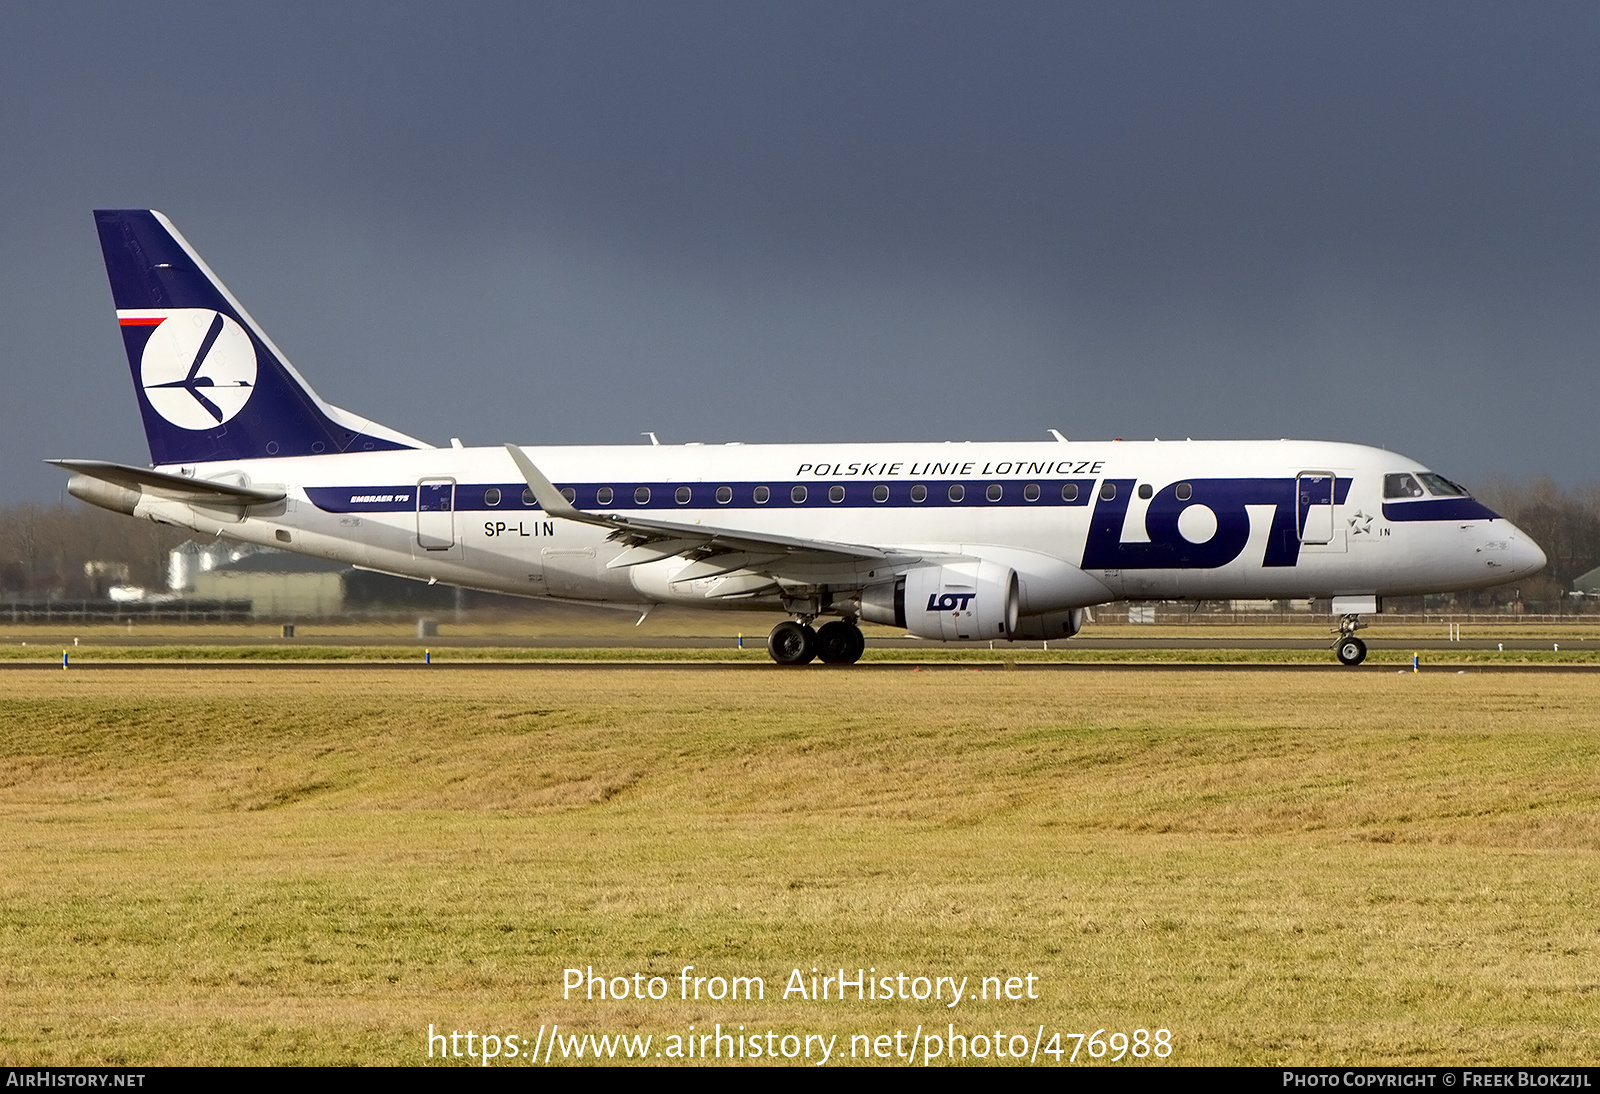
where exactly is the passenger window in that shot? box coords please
[559,488,576,504]
[634,486,651,504]
[754,486,770,504]
[872,485,889,503]
[522,487,537,506]
[1176,482,1191,502]
[948,484,965,502]
[675,486,691,504]
[1023,483,1040,502]
[595,486,613,505]
[828,485,845,503]
[1062,483,1078,502]
[910,485,927,503]
[791,485,807,504]
[484,487,501,506]
[1137,484,1152,500]
[716,486,732,504]
[1384,474,1425,499]
[1100,482,1116,501]
[986,484,1002,502]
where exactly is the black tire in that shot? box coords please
[1336,637,1367,666]
[768,621,816,665]
[816,621,865,665]
[845,623,866,663]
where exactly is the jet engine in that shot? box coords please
[860,560,1019,640]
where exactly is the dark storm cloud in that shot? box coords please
[2,1,1598,501]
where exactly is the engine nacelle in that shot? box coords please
[1013,607,1088,639]
[861,561,1019,641]
[66,474,140,516]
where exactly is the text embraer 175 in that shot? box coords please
[56,210,1547,666]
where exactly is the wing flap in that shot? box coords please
[703,573,783,599]
[605,540,706,569]
[670,553,786,584]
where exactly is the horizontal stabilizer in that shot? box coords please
[47,459,286,504]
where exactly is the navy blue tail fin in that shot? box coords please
[94,209,427,465]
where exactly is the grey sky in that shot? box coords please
[3,1,1597,501]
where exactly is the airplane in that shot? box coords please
[54,209,1547,666]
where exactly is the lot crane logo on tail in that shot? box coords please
[132,309,256,429]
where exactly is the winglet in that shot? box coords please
[502,443,894,563]
[503,444,614,529]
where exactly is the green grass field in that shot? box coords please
[6,613,1600,641]
[6,612,1599,667]
[2,666,1596,1066]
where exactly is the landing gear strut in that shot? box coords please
[1334,614,1367,666]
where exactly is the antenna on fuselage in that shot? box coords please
[643,432,661,445]
[1048,429,1068,443]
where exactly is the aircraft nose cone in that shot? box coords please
[1514,529,1547,577]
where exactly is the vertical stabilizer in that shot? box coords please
[94,209,428,465]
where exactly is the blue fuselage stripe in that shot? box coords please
[308,479,1101,514]
[1381,498,1500,522]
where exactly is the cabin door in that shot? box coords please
[1297,472,1335,544]
[416,479,457,550]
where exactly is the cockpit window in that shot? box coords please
[1418,473,1470,498]
[1384,473,1425,499]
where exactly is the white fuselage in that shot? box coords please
[125,438,1544,622]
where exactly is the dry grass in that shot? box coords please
[1,668,1596,1065]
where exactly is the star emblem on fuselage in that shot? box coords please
[1348,509,1374,535]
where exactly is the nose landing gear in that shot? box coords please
[767,618,865,665]
[1334,614,1368,666]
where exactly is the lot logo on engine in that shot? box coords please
[927,592,976,611]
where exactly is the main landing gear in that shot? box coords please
[1334,614,1368,666]
[767,619,865,665]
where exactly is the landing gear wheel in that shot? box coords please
[768,621,816,665]
[1335,637,1367,666]
[815,621,866,665]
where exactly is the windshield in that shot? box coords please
[1384,473,1425,499]
[1417,472,1470,498]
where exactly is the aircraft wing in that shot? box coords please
[504,445,915,582]
[46,459,287,504]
